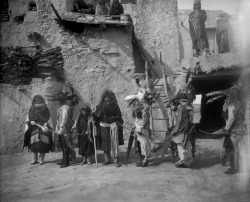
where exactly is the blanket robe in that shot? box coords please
[93,104,124,152]
[75,115,94,157]
[216,19,233,53]
[23,106,53,153]
[189,10,209,50]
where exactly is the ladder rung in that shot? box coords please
[159,95,167,97]
[153,118,168,120]
[155,84,164,87]
[153,130,167,133]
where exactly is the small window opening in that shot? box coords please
[29,1,37,11]
[13,14,25,24]
[0,0,9,22]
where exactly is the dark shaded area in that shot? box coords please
[0,0,9,22]
[13,14,25,24]
[29,1,37,11]
[0,47,64,85]
[191,68,242,132]
[191,148,221,169]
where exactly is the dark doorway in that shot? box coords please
[191,68,242,132]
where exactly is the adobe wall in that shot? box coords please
[0,0,136,154]
[124,0,181,75]
[0,78,63,154]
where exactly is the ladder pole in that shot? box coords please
[145,60,155,142]
[145,61,149,82]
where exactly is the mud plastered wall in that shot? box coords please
[124,0,180,75]
[0,0,136,154]
[0,78,63,154]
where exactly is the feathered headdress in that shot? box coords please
[46,81,80,106]
[125,79,158,106]
[206,82,241,111]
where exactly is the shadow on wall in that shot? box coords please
[179,31,184,59]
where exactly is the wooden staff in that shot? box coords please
[91,119,98,167]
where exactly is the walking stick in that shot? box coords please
[92,120,98,167]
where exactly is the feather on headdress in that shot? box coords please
[46,81,80,106]
[206,82,241,111]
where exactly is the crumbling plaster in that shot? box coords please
[0,0,137,154]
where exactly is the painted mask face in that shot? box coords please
[137,88,147,101]
[104,96,113,105]
[81,108,87,115]
[33,95,45,105]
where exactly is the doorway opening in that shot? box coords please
[191,68,242,132]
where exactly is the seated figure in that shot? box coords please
[109,0,124,16]
[95,0,109,15]
[74,0,95,14]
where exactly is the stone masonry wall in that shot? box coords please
[0,0,136,154]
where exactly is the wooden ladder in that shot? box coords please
[133,37,173,157]
[145,54,173,157]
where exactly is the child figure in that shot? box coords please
[72,105,95,165]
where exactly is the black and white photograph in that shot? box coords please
[0,0,250,201]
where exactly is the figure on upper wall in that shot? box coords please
[23,95,54,165]
[92,89,124,167]
[216,13,233,53]
[46,81,80,168]
[95,0,109,15]
[109,0,124,16]
[189,0,211,57]
[73,0,95,14]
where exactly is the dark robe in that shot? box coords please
[216,20,233,53]
[73,0,95,14]
[93,104,124,152]
[23,106,53,153]
[75,115,94,157]
[109,3,124,15]
[189,10,209,50]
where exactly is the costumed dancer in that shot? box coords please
[46,81,79,168]
[72,105,95,165]
[189,0,210,57]
[171,95,194,168]
[23,95,53,165]
[125,80,156,167]
[206,82,246,174]
[93,89,124,167]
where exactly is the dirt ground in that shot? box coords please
[1,138,250,202]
